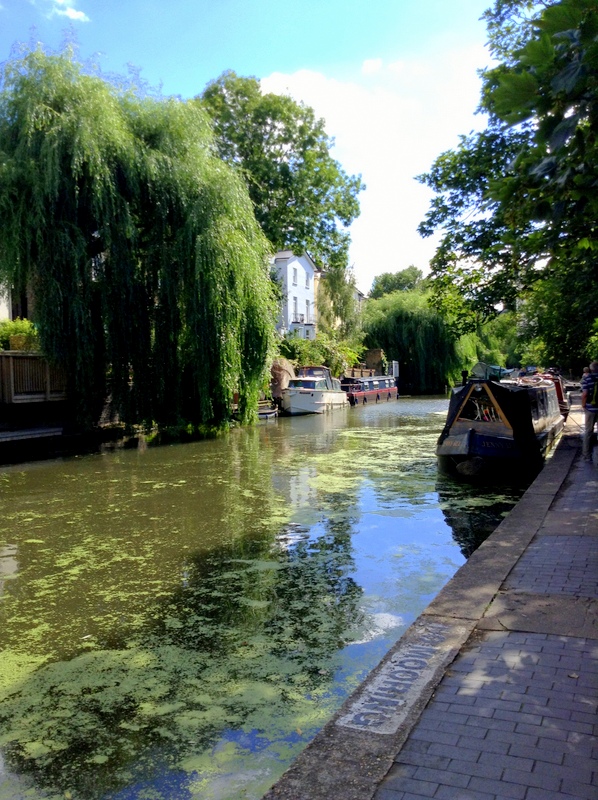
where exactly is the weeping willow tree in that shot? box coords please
[362,290,460,393]
[0,47,276,429]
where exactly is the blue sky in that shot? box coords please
[0,0,494,291]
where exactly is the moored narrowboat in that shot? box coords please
[437,378,565,476]
[340,375,398,406]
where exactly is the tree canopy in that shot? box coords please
[418,0,598,367]
[369,266,424,299]
[0,47,276,429]
[199,71,364,272]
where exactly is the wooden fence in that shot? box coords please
[0,352,67,404]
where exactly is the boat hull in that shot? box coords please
[281,389,349,415]
[347,387,398,406]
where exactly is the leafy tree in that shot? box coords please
[362,291,461,393]
[0,47,276,429]
[199,71,364,324]
[418,0,598,368]
[369,266,424,299]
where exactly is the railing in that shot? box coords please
[0,352,67,404]
[291,315,315,325]
[346,367,376,378]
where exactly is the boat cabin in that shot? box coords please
[340,375,398,406]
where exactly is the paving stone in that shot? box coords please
[434,787,495,800]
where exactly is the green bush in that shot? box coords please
[279,332,360,377]
[0,318,40,350]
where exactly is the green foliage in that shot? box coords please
[362,291,460,393]
[369,267,424,299]
[587,319,598,361]
[417,127,534,329]
[199,71,364,271]
[456,312,521,371]
[279,331,360,377]
[418,0,598,371]
[0,47,277,429]
[362,290,519,392]
[0,318,40,351]
[316,267,363,339]
[482,1,547,62]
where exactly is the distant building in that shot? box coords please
[0,288,9,320]
[271,251,319,339]
[353,286,366,315]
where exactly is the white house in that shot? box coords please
[0,287,10,320]
[271,251,319,339]
[0,286,30,321]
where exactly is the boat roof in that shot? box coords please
[297,365,331,377]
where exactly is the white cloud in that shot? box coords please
[262,44,492,293]
[50,0,89,22]
[361,58,382,76]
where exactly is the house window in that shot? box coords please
[305,300,310,324]
[292,267,298,286]
[293,296,298,319]
[305,273,310,289]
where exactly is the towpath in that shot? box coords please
[263,398,597,800]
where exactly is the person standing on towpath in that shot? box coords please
[580,360,598,460]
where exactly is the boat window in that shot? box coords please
[457,387,500,422]
[316,379,328,390]
[289,379,316,389]
[529,392,539,422]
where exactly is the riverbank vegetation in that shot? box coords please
[360,273,520,394]
[0,47,277,431]
[0,48,366,431]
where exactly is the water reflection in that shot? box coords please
[435,476,529,558]
[0,398,523,800]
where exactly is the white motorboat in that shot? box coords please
[280,366,349,415]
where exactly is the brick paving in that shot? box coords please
[373,449,598,800]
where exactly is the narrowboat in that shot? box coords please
[340,375,399,406]
[280,366,349,416]
[437,378,565,476]
[537,371,571,420]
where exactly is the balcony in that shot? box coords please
[0,352,67,404]
[291,315,314,325]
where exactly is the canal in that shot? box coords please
[0,397,528,800]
